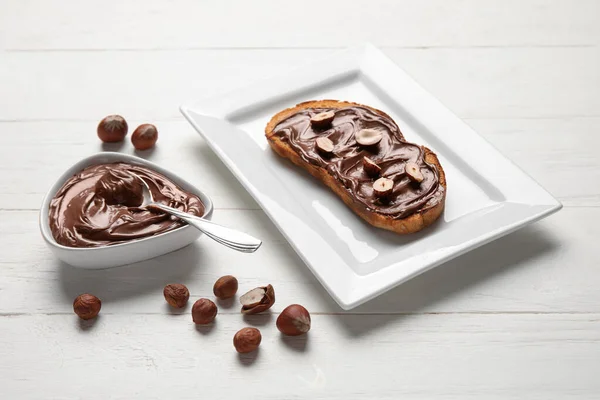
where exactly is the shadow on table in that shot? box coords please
[237,349,260,367]
[328,225,560,337]
[56,241,204,304]
[187,135,561,337]
[243,311,274,327]
[77,315,101,332]
[279,334,310,352]
[134,146,158,160]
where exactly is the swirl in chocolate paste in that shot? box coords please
[94,168,144,207]
[272,106,444,219]
[49,162,204,247]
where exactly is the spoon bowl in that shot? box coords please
[135,174,262,253]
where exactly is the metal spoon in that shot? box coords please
[136,175,262,253]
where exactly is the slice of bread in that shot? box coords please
[265,100,446,234]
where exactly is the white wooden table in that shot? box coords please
[1,1,599,398]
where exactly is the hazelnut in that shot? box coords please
[362,157,381,177]
[191,298,217,324]
[315,137,334,155]
[355,128,382,146]
[405,161,424,183]
[213,275,238,300]
[131,124,158,150]
[233,327,262,353]
[276,304,311,336]
[97,115,128,143]
[73,293,101,320]
[310,111,335,128]
[239,284,275,314]
[373,177,394,198]
[163,283,190,308]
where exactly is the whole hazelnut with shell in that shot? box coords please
[276,304,311,336]
[73,294,102,320]
[97,115,128,143]
[233,327,262,353]
[213,275,238,300]
[131,124,158,150]
[163,283,190,308]
[192,298,217,324]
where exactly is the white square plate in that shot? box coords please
[181,44,561,310]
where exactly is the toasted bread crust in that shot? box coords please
[265,100,446,234]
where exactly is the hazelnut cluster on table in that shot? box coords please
[97,114,158,150]
[71,114,311,355]
[73,275,311,355]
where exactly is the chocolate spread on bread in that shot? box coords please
[49,162,204,247]
[272,106,444,219]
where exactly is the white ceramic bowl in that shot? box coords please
[39,152,213,269]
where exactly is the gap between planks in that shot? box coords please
[1,311,599,317]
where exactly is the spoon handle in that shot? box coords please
[150,203,262,253]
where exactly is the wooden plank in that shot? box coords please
[1,207,598,314]
[0,313,598,399]
[387,48,600,119]
[1,0,599,50]
[0,121,258,210]
[0,117,598,210]
[1,48,598,122]
[467,117,600,207]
